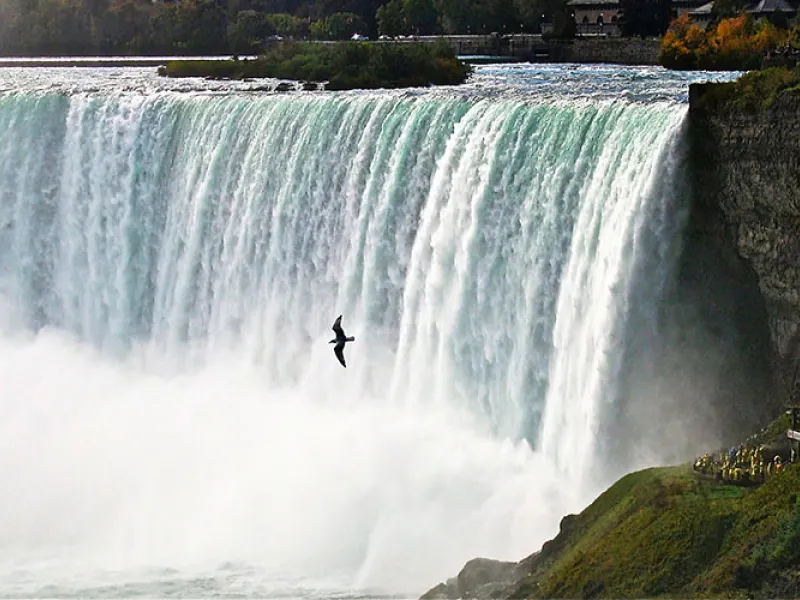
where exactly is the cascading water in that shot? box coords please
[0,64,738,598]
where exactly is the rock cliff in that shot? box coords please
[688,83,800,408]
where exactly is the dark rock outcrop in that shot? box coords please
[420,515,583,599]
[689,83,800,409]
[421,558,519,599]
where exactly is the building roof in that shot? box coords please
[672,0,709,7]
[689,1,714,14]
[566,0,619,6]
[748,0,795,13]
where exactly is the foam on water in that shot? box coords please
[0,64,738,597]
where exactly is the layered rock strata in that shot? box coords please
[688,84,800,408]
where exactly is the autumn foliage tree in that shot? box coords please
[660,13,788,70]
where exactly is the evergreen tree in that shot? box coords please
[228,9,275,52]
[376,0,406,35]
[310,11,367,38]
[402,0,438,33]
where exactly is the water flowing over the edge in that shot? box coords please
[0,89,687,596]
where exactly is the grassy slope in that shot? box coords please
[505,431,800,599]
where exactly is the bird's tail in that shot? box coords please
[346,336,355,342]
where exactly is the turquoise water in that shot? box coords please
[0,64,738,598]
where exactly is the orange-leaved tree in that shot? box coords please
[661,13,787,70]
[660,14,708,69]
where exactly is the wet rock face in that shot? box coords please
[456,558,517,598]
[689,85,800,406]
[420,558,518,600]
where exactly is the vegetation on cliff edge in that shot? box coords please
[158,41,472,90]
[692,66,800,112]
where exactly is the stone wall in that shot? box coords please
[548,38,662,65]
[688,84,800,407]
[410,34,662,66]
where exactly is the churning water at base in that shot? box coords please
[0,64,738,598]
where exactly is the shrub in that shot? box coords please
[692,66,800,112]
[159,41,473,90]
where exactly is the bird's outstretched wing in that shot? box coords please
[334,342,347,368]
[332,315,344,337]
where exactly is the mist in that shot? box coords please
[0,68,761,596]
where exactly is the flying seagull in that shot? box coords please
[329,315,355,368]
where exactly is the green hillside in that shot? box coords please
[505,439,800,597]
[425,412,800,599]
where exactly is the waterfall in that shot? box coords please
[0,86,688,593]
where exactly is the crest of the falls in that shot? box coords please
[0,65,731,597]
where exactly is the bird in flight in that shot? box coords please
[329,315,355,368]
